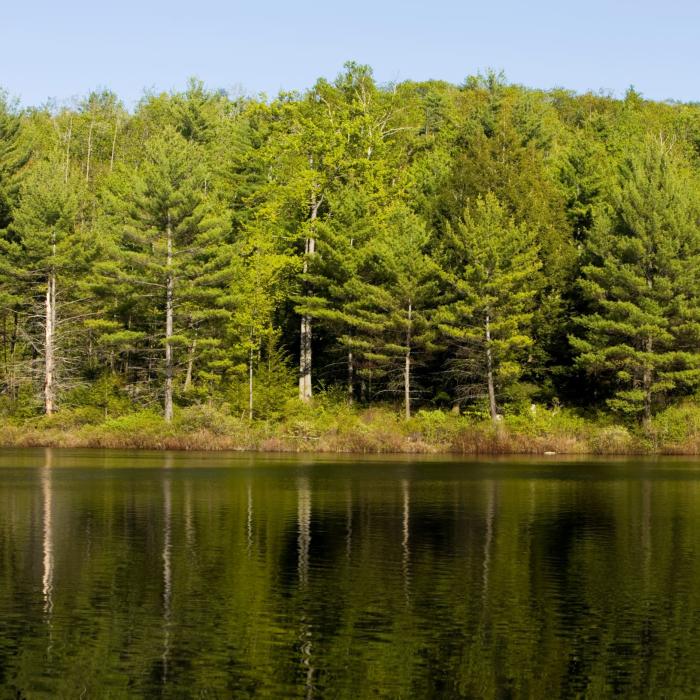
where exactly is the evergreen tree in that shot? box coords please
[0,159,87,413]
[571,137,700,422]
[99,126,228,421]
[343,205,437,418]
[436,193,541,421]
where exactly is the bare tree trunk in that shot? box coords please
[299,195,320,402]
[9,311,18,401]
[404,301,412,419]
[347,351,354,404]
[184,336,197,391]
[643,335,653,426]
[164,216,174,422]
[248,345,254,421]
[44,239,56,416]
[485,312,498,422]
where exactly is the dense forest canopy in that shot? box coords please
[2,64,700,427]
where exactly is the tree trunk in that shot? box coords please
[404,301,412,420]
[347,351,354,404]
[299,195,320,402]
[184,336,197,391]
[643,334,653,426]
[9,311,18,401]
[248,345,254,421]
[299,314,312,402]
[485,312,498,422]
[44,270,56,416]
[164,216,174,422]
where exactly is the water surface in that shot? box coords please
[1,448,699,697]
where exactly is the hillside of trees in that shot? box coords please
[3,64,700,451]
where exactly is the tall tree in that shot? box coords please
[436,193,542,421]
[100,126,227,421]
[571,136,700,422]
[344,205,437,418]
[0,159,85,413]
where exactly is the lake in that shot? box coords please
[0,448,699,697]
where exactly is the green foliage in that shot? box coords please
[174,404,244,436]
[571,137,700,421]
[436,193,542,415]
[2,71,700,446]
[100,410,168,435]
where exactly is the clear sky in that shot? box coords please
[2,0,698,108]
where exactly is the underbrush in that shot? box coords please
[4,398,700,455]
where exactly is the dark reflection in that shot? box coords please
[0,449,700,696]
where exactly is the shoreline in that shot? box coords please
[1,422,698,456]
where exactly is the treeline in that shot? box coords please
[2,64,700,426]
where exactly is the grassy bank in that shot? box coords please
[4,400,700,455]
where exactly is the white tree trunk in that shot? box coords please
[164,217,174,422]
[404,301,412,419]
[299,196,319,402]
[485,312,498,422]
[44,266,56,416]
[643,334,653,426]
[248,345,254,421]
[184,336,197,391]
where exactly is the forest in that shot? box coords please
[2,64,700,452]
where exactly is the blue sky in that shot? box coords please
[2,0,698,107]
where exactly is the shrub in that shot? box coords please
[648,402,700,452]
[175,404,242,436]
[100,410,168,435]
[589,425,635,454]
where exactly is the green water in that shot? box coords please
[1,449,700,698]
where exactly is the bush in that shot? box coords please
[648,402,700,451]
[405,409,462,444]
[100,410,169,435]
[589,425,635,454]
[35,406,104,430]
[175,404,242,436]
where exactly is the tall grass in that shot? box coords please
[4,401,700,454]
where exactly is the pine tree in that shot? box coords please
[343,205,437,418]
[435,193,541,421]
[0,159,87,413]
[571,136,700,422]
[99,126,228,421]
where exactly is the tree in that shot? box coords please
[436,193,541,421]
[0,159,86,413]
[265,63,400,403]
[100,126,228,421]
[571,137,700,423]
[343,205,437,418]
